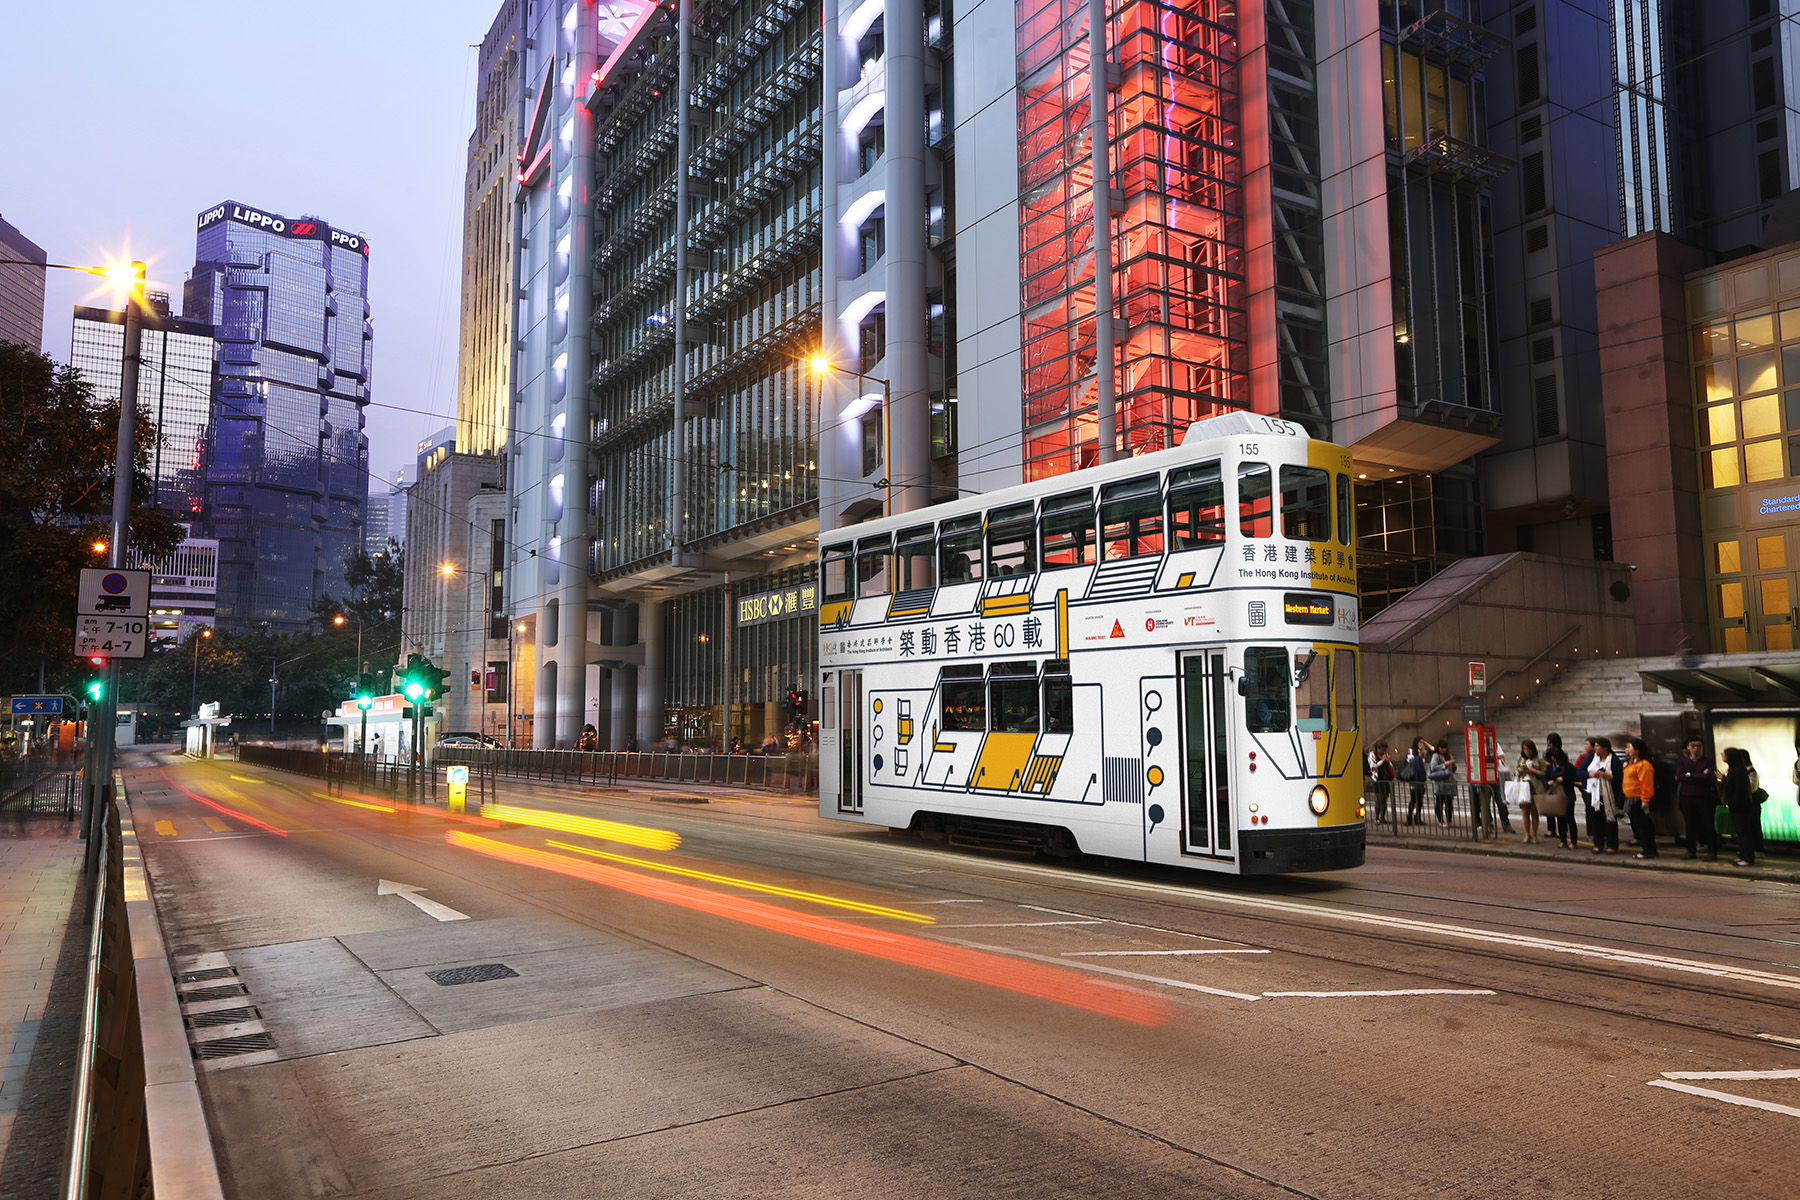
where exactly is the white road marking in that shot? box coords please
[377,879,470,922]
[942,938,1264,1001]
[1063,949,1271,957]
[1647,1080,1800,1118]
[1020,905,1095,918]
[883,847,1800,994]
[915,899,986,904]
[941,921,1106,928]
[1757,1034,1800,1047]
[1262,989,1497,998]
[1660,1069,1800,1080]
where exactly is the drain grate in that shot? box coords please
[185,1006,258,1029]
[426,963,519,986]
[179,967,238,983]
[193,1032,276,1059]
[180,983,249,1002]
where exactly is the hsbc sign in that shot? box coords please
[196,202,370,256]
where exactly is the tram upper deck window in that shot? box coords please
[1043,660,1073,733]
[1335,473,1352,545]
[1100,474,1163,559]
[941,665,985,730]
[1168,461,1225,548]
[1238,463,1273,537]
[822,545,852,601]
[989,661,1040,733]
[856,533,892,598]
[1041,489,1095,567]
[939,515,983,584]
[1280,466,1331,541]
[896,524,937,590]
[987,502,1037,576]
[1243,647,1291,732]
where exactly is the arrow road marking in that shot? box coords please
[377,879,469,922]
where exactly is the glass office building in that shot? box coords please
[183,201,373,632]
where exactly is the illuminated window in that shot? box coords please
[1760,576,1789,615]
[1717,540,1741,573]
[1693,323,1730,359]
[1743,394,1782,438]
[1710,447,1742,488]
[1720,581,1745,619]
[1758,535,1786,571]
[1707,403,1737,444]
[1739,350,1779,395]
[1736,313,1776,349]
[1746,438,1784,482]
[1697,364,1734,403]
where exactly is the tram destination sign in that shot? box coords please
[1282,592,1335,625]
[737,583,817,628]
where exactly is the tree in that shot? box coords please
[0,339,182,694]
[311,540,404,666]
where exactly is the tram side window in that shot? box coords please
[896,524,937,590]
[1041,490,1095,567]
[1295,651,1329,731]
[1334,649,1358,730]
[1243,647,1291,733]
[939,516,984,584]
[987,502,1037,576]
[1280,466,1331,541]
[856,534,892,598]
[823,546,853,601]
[989,662,1040,732]
[1238,463,1272,537]
[941,665,986,730]
[1168,461,1225,549]
[1100,474,1163,559]
[1043,660,1074,733]
[1336,473,1353,546]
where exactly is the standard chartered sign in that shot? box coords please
[737,583,818,627]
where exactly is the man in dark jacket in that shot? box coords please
[1676,738,1719,861]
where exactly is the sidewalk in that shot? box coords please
[0,813,88,1198]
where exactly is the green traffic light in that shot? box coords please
[86,680,103,702]
[404,680,424,701]
[356,695,373,712]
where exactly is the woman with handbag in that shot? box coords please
[1511,739,1546,844]
[1429,740,1457,826]
[1540,747,1578,848]
[1722,747,1763,867]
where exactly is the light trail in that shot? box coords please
[480,804,680,850]
[165,777,288,837]
[446,831,1168,1025]
[544,840,935,924]
[312,791,395,814]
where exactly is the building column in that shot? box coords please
[636,597,664,747]
[884,0,930,516]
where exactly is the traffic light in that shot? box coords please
[789,689,808,716]
[85,678,104,703]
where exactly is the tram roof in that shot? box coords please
[824,413,1346,546]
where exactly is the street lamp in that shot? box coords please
[332,612,364,672]
[440,563,493,739]
[808,354,892,512]
[189,628,213,712]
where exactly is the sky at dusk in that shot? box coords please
[0,1,503,491]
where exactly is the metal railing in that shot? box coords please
[1361,779,1546,841]
[435,747,819,792]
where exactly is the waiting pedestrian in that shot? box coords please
[1540,747,1579,848]
[1585,736,1622,854]
[1429,739,1457,826]
[1721,747,1763,866]
[1512,739,1546,843]
[1623,737,1658,858]
[1676,738,1720,860]
[1368,740,1394,823]
[1403,737,1428,825]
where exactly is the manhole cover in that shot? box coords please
[193,1032,275,1059]
[425,963,519,986]
[181,983,248,1002]
[186,1007,258,1029]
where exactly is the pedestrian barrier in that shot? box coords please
[434,747,820,793]
[1362,779,1521,841]
[64,775,225,1199]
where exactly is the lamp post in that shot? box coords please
[189,627,213,713]
[332,612,364,672]
[440,563,492,737]
[510,621,525,748]
[809,354,892,515]
[270,651,315,736]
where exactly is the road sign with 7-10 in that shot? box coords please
[75,567,152,659]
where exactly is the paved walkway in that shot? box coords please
[0,814,87,1199]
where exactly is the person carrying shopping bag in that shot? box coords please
[1510,739,1546,843]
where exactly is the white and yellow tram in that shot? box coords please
[817,412,1365,874]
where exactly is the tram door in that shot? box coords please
[838,669,865,813]
[1178,650,1235,859]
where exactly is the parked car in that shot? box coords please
[434,732,499,748]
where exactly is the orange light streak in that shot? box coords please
[480,804,680,850]
[447,831,1168,1025]
[165,778,289,837]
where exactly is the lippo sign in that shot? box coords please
[196,202,369,256]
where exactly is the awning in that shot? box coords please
[1639,655,1800,705]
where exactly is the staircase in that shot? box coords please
[1489,657,1696,754]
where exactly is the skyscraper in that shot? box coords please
[70,303,217,515]
[183,200,373,632]
[0,213,46,351]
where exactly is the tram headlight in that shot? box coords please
[1308,785,1330,816]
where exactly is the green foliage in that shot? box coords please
[0,338,182,693]
[311,540,404,665]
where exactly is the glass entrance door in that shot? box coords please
[1178,651,1234,858]
[839,669,864,813]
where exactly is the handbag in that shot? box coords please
[1537,781,1571,818]
[1714,804,1735,838]
[1505,780,1533,807]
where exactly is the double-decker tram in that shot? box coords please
[817,412,1365,875]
